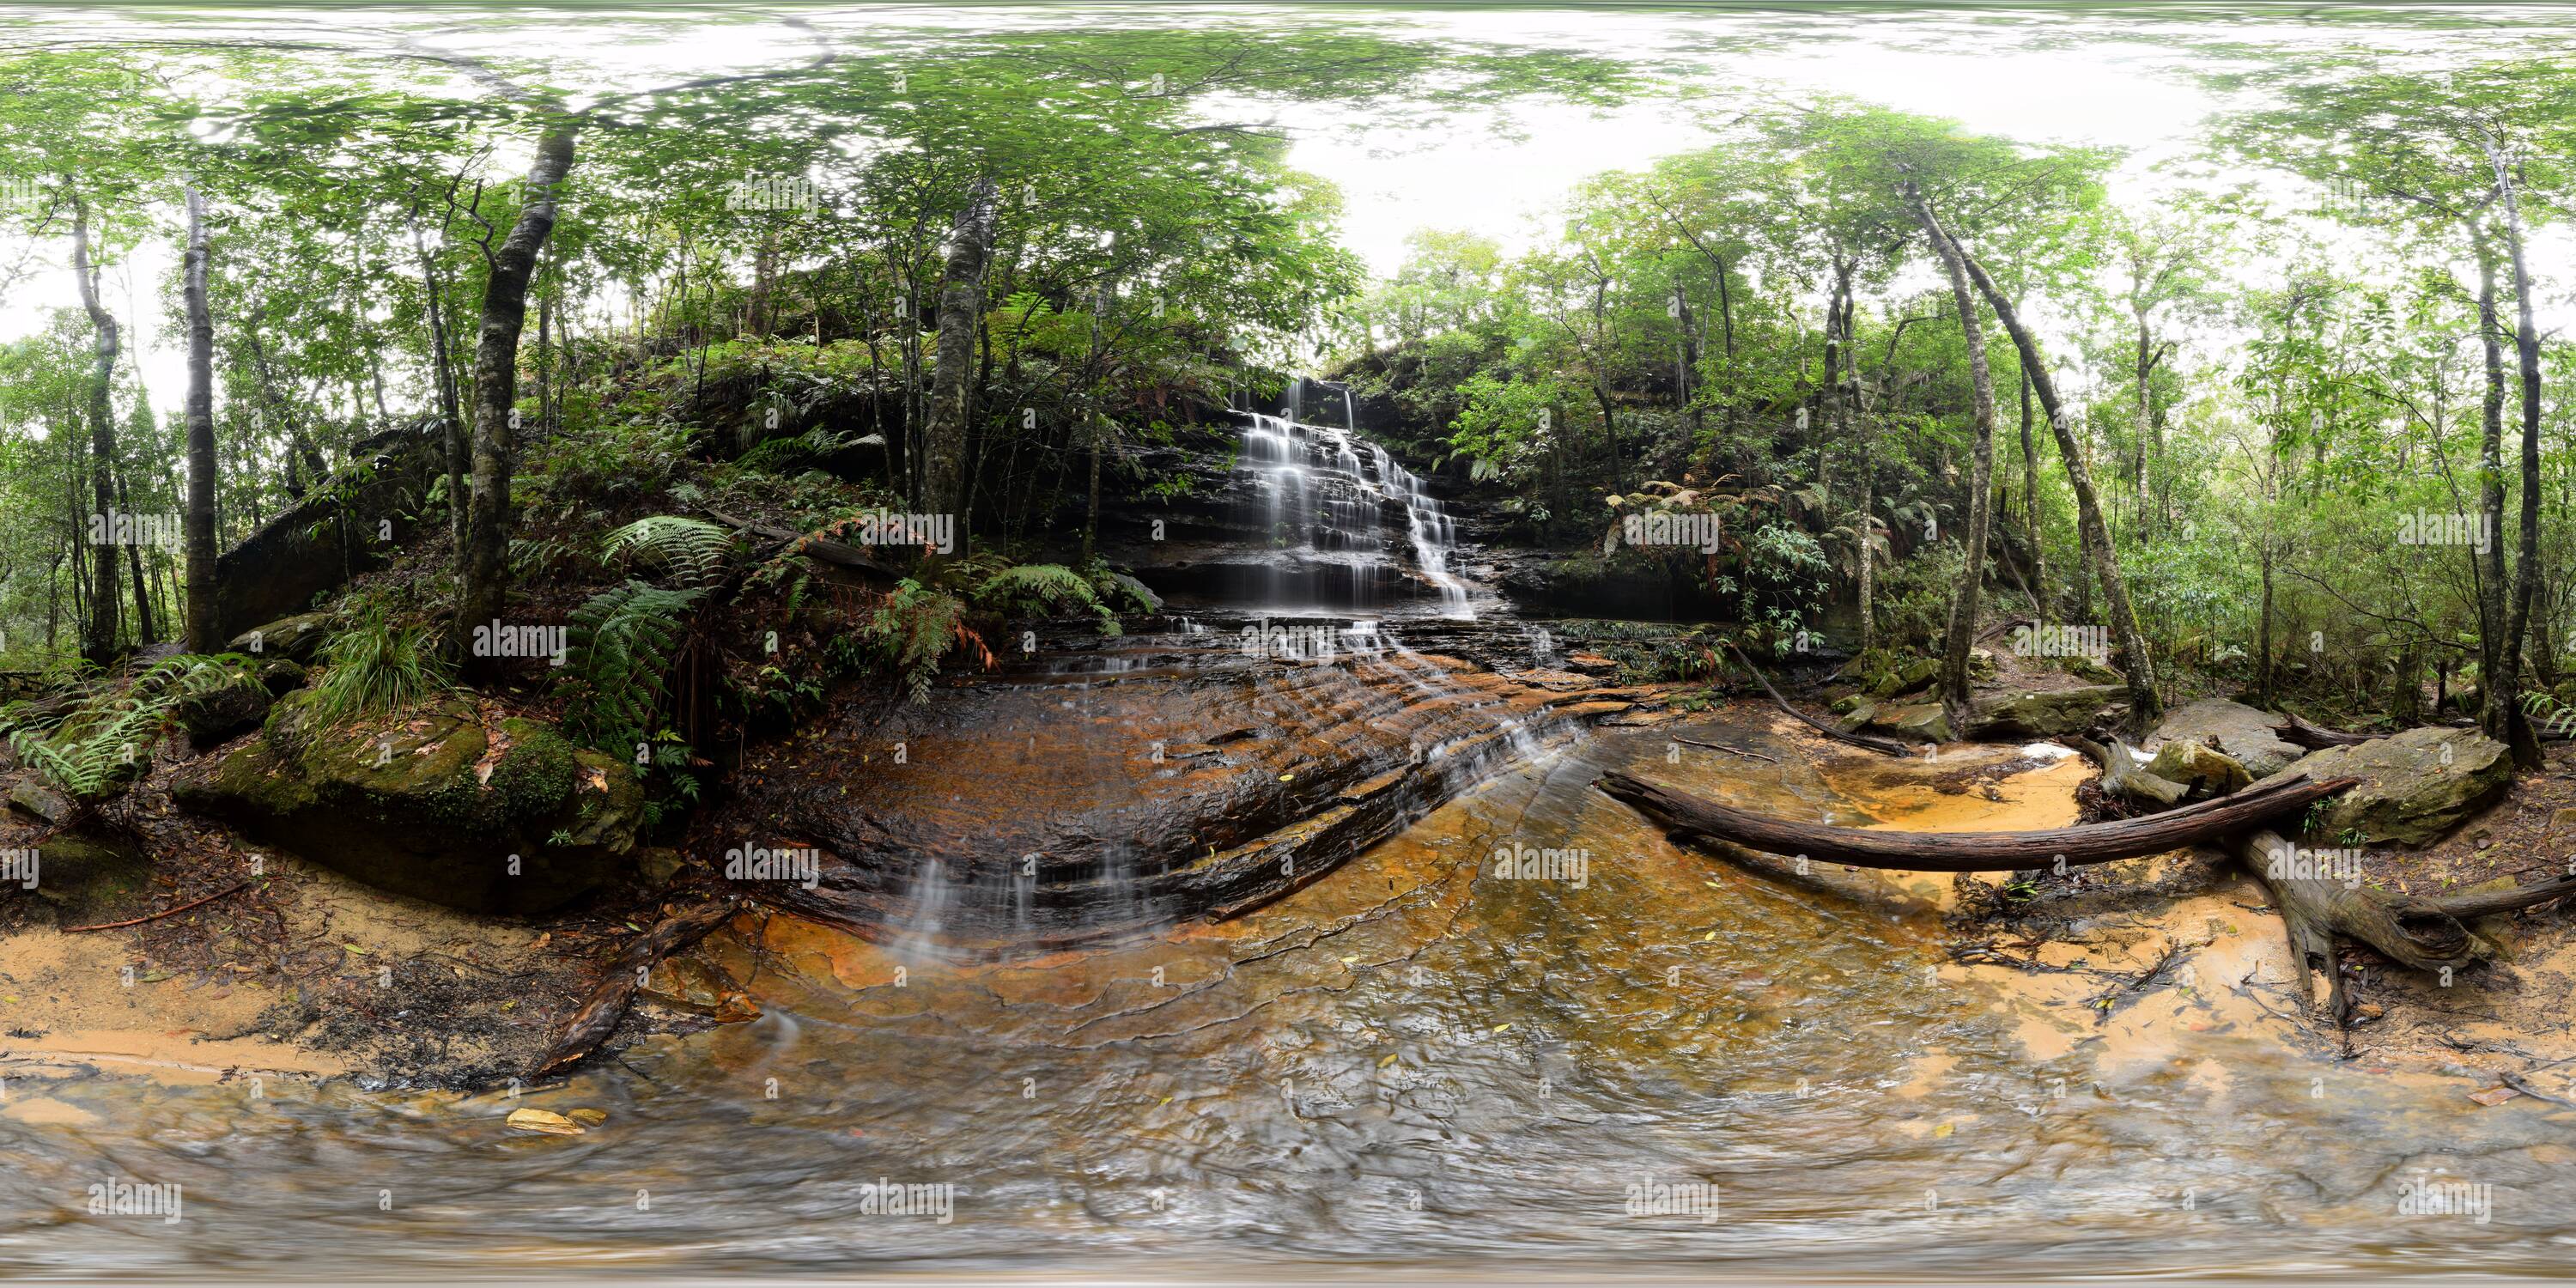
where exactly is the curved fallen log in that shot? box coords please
[1724,641,1909,758]
[1596,768,2351,872]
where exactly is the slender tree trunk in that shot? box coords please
[2133,308,2154,527]
[68,189,123,666]
[1850,289,1875,654]
[1955,244,2160,725]
[113,465,155,646]
[2019,361,2045,611]
[2493,149,2546,768]
[2470,226,2519,752]
[182,186,222,653]
[1907,186,1998,736]
[458,120,577,659]
[919,179,998,560]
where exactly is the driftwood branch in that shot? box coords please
[2271,712,2372,750]
[1596,768,2350,872]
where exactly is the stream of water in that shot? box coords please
[9,712,2573,1277]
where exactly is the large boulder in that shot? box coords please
[212,419,440,641]
[174,695,643,913]
[2152,698,2303,777]
[1965,685,2129,739]
[2274,726,2512,848]
[227,611,336,664]
[173,661,272,749]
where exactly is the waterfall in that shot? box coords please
[1233,380,1473,619]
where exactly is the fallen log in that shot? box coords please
[1724,641,1909,758]
[1596,768,2350,872]
[529,897,738,1079]
[2272,712,2372,750]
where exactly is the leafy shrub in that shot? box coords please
[307,611,453,725]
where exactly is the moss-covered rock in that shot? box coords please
[1964,685,2129,739]
[228,611,336,663]
[257,659,309,696]
[173,696,641,913]
[2152,697,2302,777]
[174,661,272,749]
[2278,726,2512,848]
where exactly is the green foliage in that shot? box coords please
[9,655,257,805]
[856,579,984,704]
[974,562,1120,635]
[307,611,453,726]
[601,514,733,589]
[558,580,704,755]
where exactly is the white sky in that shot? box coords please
[0,3,2565,422]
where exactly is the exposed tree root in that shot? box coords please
[1723,641,1909,757]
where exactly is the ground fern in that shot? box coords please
[9,655,256,804]
[560,580,704,755]
[602,514,733,590]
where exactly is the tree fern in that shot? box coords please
[602,514,733,590]
[559,580,704,753]
[10,654,255,804]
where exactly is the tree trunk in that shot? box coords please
[458,120,578,660]
[918,179,998,559]
[1907,186,1999,736]
[2470,226,2521,754]
[2493,147,2546,769]
[115,465,154,647]
[1597,767,2351,872]
[183,185,222,654]
[2019,360,2045,611]
[68,189,123,666]
[1849,289,1875,654]
[1955,245,2160,725]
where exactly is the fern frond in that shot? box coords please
[560,580,705,752]
[10,654,257,804]
[602,515,733,590]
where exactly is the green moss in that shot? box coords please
[490,718,580,823]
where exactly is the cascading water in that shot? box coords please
[1233,380,1473,619]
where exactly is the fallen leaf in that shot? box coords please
[2470,1085,2523,1107]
